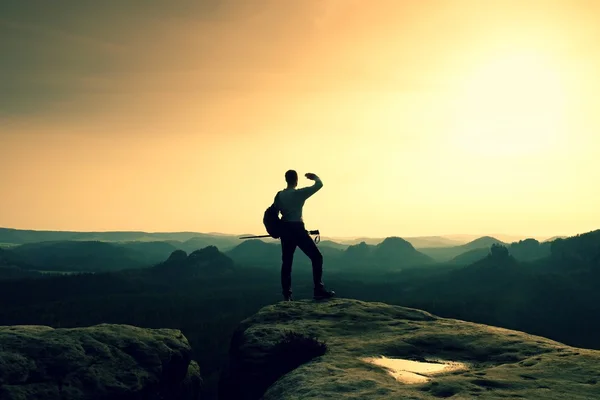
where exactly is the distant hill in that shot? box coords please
[429,237,552,265]
[318,245,345,262]
[318,240,348,250]
[331,237,386,246]
[9,241,153,272]
[152,247,235,278]
[226,240,282,268]
[405,236,463,248]
[441,233,528,243]
[330,236,464,247]
[0,248,41,279]
[340,241,373,266]
[461,236,506,251]
[453,244,519,278]
[509,239,551,262]
[177,235,240,253]
[0,247,30,268]
[448,247,490,265]
[0,227,192,243]
[341,237,434,270]
[543,235,569,243]
[547,229,600,271]
[220,236,439,272]
[372,237,434,266]
[0,227,242,248]
[420,236,506,262]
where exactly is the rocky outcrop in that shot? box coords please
[219,298,600,399]
[0,324,201,400]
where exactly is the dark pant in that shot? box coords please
[280,221,324,297]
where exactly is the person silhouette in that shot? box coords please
[274,170,335,301]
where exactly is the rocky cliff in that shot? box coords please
[219,298,600,399]
[0,324,201,400]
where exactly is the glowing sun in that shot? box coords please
[452,52,568,156]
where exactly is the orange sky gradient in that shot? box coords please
[1,0,599,238]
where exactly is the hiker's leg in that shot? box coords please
[281,234,297,298]
[296,229,324,290]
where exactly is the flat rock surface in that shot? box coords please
[220,298,600,399]
[0,324,201,400]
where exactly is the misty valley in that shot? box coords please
[1,227,599,399]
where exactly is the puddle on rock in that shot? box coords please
[362,356,468,384]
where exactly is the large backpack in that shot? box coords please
[263,193,282,239]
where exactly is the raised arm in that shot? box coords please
[296,173,323,200]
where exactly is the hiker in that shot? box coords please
[274,170,335,301]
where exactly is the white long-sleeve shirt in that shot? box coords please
[274,177,323,222]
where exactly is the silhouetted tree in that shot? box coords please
[490,243,509,258]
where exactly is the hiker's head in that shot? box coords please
[285,170,298,188]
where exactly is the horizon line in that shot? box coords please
[0,225,580,241]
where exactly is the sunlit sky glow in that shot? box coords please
[1,0,599,238]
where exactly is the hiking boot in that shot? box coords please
[283,294,293,302]
[313,288,335,300]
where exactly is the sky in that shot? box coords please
[1,0,599,238]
